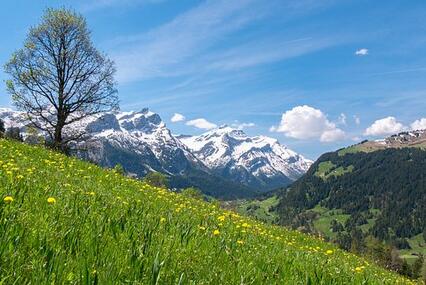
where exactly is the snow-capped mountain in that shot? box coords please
[179,126,313,191]
[78,109,204,175]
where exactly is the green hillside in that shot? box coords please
[275,146,426,279]
[0,139,414,284]
[225,195,281,224]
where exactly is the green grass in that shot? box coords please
[315,161,336,178]
[314,161,354,180]
[400,234,426,265]
[235,195,279,224]
[311,208,377,239]
[309,207,424,265]
[0,139,415,284]
[417,141,426,149]
[338,141,426,157]
[310,207,350,239]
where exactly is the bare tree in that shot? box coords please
[4,8,118,151]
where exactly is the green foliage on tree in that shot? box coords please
[181,187,204,200]
[411,254,424,280]
[0,119,5,137]
[113,163,125,175]
[143,172,169,188]
[24,125,44,145]
[5,127,23,142]
[4,8,118,151]
[277,148,426,241]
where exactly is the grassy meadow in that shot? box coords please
[0,139,417,284]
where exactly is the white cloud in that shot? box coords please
[269,126,277,132]
[337,113,346,125]
[113,0,266,83]
[410,118,426,130]
[186,118,217,130]
[355,48,368,56]
[208,37,336,72]
[231,121,255,129]
[364,117,406,136]
[354,115,361,125]
[320,129,346,142]
[111,0,343,83]
[170,113,185,123]
[272,105,345,142]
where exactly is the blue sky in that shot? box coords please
[1,0,426,159]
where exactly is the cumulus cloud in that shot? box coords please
[271,105,345,142]
[355,48,368,56]
[170,113,185,123]
[186,118,217,130]
[320,129,346,142]
[411,118,426,130]
[364,117,406,136]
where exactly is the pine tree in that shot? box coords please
[411,254,424,279]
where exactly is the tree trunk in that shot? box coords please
[53,124,63,150]
[53,110,66,151]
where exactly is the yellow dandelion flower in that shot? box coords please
[237,240,244,245]
[47,197,56,204]
[355,267,363,272]
[213,229,220,236]
[325,249,333,255]
[160,217,166,223]
[3,196,13,203]
[217,215,226,222]
[198,225,206,231]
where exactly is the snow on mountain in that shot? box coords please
[179,125,313,190]
[72,108,209,176]
[0,108,28,128]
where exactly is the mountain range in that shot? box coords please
[179,126,311,191]
[0,108,312,198]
